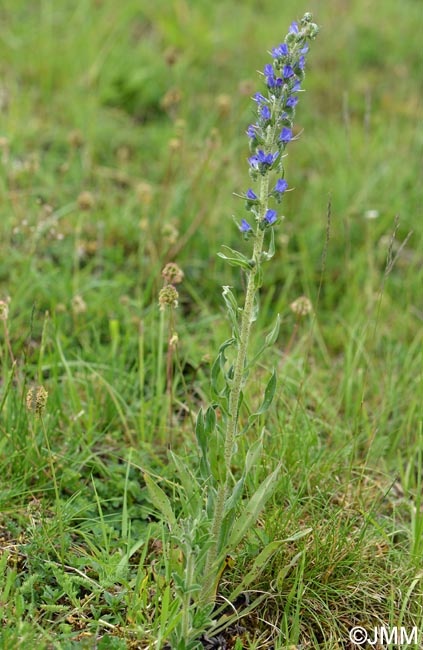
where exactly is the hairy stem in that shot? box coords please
[201,163,271,603]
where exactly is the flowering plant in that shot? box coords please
[146,13,318,646]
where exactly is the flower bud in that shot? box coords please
[159,285,179,311]
[290,296,313,317]
[162,263,184,285]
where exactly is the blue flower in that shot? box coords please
[300,42,309,54]
[289,21,299,34]
[274,179,288,194]
[298,55,306,70]
[246,188,258,200]
[249,149,279,171]
[272,43,289,58]
[283,65,295,79]
[286,96,299,108]
[240,219,252,232]
[253,92,267,104]
[264,64,273,76]
[246,124,257,138]
[260,105,271,120]
[291,79,301,92]
[264,209,277,225]
[279,127,292,144]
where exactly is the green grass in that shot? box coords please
[1,0,422,647]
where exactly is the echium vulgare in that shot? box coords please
[199,13,319,603]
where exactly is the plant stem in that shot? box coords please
[201,167,271,603]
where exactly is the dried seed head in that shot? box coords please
[216,94,232,117]
[168,138,181,153]
[77,191,95,211]
[239,79,255,96]
[135,181,153,205]
[68,129,84,148]
[72,294,87,315]
[160,87,182,113]
[158,285,179,311]
[162,263,184,285]
[161,222,179,246]
[169,333,179,348]
[290,296,313,317]
[26,386,48,416]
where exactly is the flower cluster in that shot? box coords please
[26,385,48,417]
[239,13,318,235]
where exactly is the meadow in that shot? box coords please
[0,0,422,648]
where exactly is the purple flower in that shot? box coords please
[300,42,309,54]
[279,127,292,144]
[272,43,289,58]
[260,105,271,120]
[266,75,275,88]
[291,79,301,92]
[246,188,258,200]
[246,124,257,138]
[264,64,273,76]
[286,96,299,108]
[264,209,277,225]
[253,92,267,104]
[274,179,288,194]
[283,65,295,79]
[298,55,306,70]
[249,149,279,170]
[240,219,252,232]
[289,21,299,34]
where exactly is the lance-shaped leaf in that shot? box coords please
[228,462,282,547]
[195,408,212,481]
[169,451,200,517]
[218,245,254,271]
[218,433,264,550]
[261,227,275,262]
[222,286,240,340]
[252,369,277,417]
[245,313,280,371]
[144,473,176,528]
[240,369,277,435]
[211,338,235,402]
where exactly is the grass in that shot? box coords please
[0,0,422,647]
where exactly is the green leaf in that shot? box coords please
[211,338,235,400]
[144,473,176,528]
[254,264,263,289]
[204,405,217,435]
[224,433,264,514]
[261,227,275,261]
[222,286,240,339]
[265,313,281,347]
[220,245,251,262]
[230,540,284,598]
[228,463,282,547]
[195,409,206,454]
[195,409,212,481]
[169,451,199,515]
[217,252,252,271]
[253,369,277,417]
[281,527,313,543]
